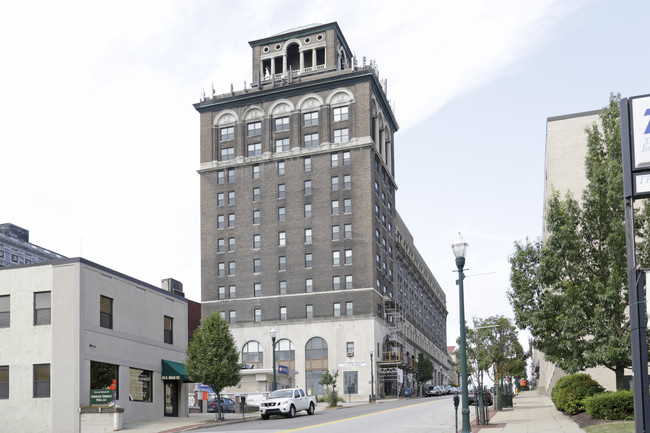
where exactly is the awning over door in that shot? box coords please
[161,359,191,382]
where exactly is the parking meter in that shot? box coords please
[453,394,459,409]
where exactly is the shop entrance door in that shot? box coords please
[164,381,178,417]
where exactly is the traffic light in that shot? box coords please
[521,379,526,387]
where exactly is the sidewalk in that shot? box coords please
[472,390,584,432]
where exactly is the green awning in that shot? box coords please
[161,359,191,382]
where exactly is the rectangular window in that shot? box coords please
[219,311,226,320]
[228,214,235,228]
[278,161,285,176]
[332,225,340,241]
[229,311,236,324]
[333,302,341,317]
[164,316,173,344]
[229,285,236,298]
[306,305,313,319]
[247,143,262,156]
[278,231,286,247]
[220,148,234,160]
[254,308,261,323]
[228,237,235,252]
[344,224,352,239]
[304,180,312,195]
[344,198,352,213]
[217,192,225,207]
[275,117,289,132]
[278,207,286,222]
[0,366,7,399]
[129,368,152,402]
[280,306,287,320]
[304,157,312,172]
[304,204,312,218]
[253,258,261,273]
[33,364,50,398]
[252,164,260,179]
[279,280,287,295]
[333,106,349,122]
[100,295,114,330]
[220,126,234,141]
[331,176,339,191]
[278,184,286,199]
[275,138,289,152]
[343,175,351,189]
[253,234,261,249]
[333,276,341,290]
[334,128,349,143]
[346,341,354,357]
[228,261,236,276]
[217,215,225,229]
[253,187,260,202]
[346,302,353,316]
[332,251,340,266]
[305,278,313,293]
[91,361,118,399]
[218,286,226,299]
[228,169,235,183]
[253,210,260,225]
[247,121,261,137]
[305,228,312,244]
[217,238,225,253]
[345,249,352,265]
[34,291,51,326]
[331,153,339,168]
[228,191,235,206]
[304,133,319,147]
[345,275,353,290]
[254,283,261,297]
[343,151,351,166]
[0,295,9,328]
[305,253,313,268]
[303,111,318,126]
[331,200,340,215]
[218,263,225,277]
[279,256,286,271]
[217,170,225,184]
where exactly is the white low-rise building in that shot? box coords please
[0,258,191,433]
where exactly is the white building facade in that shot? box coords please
[0,258,190,433]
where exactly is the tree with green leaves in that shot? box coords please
[460,316,527,410]
[417,353,434,391]
[186,312,241,420]
[318,369,339,407]
[508,94,650,390]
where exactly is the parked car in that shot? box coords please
[259,388,316,419]
[443,385,452,395]
[207,397,235,413]
[467,390,493,406]
[425,385,444,397]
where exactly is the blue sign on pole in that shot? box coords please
[277,365,289,375]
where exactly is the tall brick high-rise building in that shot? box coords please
[194,22,448,399]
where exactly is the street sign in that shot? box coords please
[277,365,289,375]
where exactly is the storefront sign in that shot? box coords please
[90,389,114,405]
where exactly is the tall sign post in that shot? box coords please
[620,94,650,433]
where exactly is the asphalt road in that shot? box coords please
[195,395,458,433]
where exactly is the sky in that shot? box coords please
[2,0,649,355]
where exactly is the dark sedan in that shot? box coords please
[467,390,493,406]
[207,397,235,413]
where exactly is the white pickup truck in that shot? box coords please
[259,388,317,419]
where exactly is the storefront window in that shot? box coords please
[91,361,118,400]
[129,368,152,402]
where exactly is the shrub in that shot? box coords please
[555,379,605,415]
[584,390,634,420]
[552,374,593,409]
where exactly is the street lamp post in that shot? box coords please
[452,233,472,433]
[370,350,375,402]
[270,328,277,391]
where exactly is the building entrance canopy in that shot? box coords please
[161,360,191,382]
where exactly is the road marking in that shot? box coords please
[278,400,445,433]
